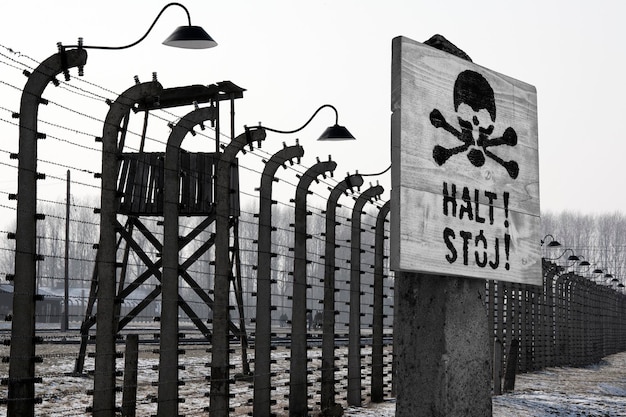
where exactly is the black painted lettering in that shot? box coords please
[504,233,510,270]
[489,237,500,269]
[459,230,472,265]
[442,182,457,217]
[484,191,497,225]
[459,187,473,221]
[443,227,457,264]
[474,230,488,267]
[503,192,510,228]
[474,189,485,223]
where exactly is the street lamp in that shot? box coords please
[608,276,624,291]
[572,255,589,267]
[590,268,604,283]
[572,256,592,276]
[59,2,217,51]
[256,104,356,141]
[541,234,561,247]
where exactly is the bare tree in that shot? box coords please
[542,210,626,286]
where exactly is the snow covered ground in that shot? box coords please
[2,335,626,416]
[491,351,626,417]
[345,351,626,417]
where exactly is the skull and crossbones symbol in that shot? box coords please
[430,70,519,179]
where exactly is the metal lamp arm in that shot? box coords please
[262,104,339,134]
[359,165,391,177]
[547,248,575,261]
[62,2,192,51]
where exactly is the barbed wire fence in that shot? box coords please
[0,43,624,416]
[0,43,395,416]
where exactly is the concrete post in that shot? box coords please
[63,169,70,332]
[503,339,519,392]
[159,106,217,417]
[121,334,139,417]
[555,275,568,366]
[254,143,304,417]
[347,185,383,406]
[492,338,503,395]
[320,174,363,413]
[290,159,336,417]
[395,273,492,417]
[211,127,266,416]
[96,80,162,416]
[8,48,86,417]
[371,200,390,402]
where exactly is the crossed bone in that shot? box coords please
[430,109,519,179]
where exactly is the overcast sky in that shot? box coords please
[1,0,625,215]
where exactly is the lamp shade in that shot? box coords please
[317,124,356,141]
[163,25,217,49]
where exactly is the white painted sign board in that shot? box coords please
[390,36,541,285]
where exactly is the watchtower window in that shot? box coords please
[117,152,239,216]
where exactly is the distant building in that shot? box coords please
[0,283,63,323]
[0,284,12,320]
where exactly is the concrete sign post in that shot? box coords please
[391,35,540,417]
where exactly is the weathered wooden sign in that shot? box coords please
[390,36,541,285]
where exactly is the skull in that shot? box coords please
[453,70,496,167]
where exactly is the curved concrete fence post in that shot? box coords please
[9,47,87,417]
[254,143,304,417]
[96,81,163,416]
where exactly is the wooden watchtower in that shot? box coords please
[74,80,249,375]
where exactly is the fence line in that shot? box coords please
[3,242,626,414]
[1,50,625,414]
[488,258,626,394]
